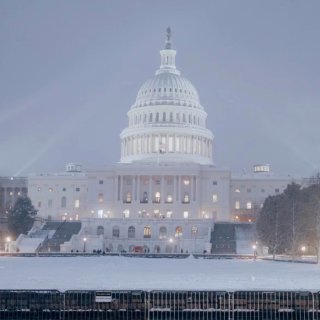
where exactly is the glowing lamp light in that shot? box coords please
[6,237,11,243]
[301,246,306,252]
[169,238,173,243]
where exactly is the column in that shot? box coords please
[148,176,152,203]
[160,176,164,203]
[137,175,140,203]
[173,175,177,203]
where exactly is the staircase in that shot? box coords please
[38,221,82,252]
[210,223,236,254]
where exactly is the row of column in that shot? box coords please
[121,134,213,158]
[116,175,197,204]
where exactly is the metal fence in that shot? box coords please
[0,290,319,319]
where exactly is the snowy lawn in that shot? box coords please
[0,256,319,291]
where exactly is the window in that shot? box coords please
[275,188,280,193]
[123,209,130,218]
[247,188,251,193]
[61,196,67,208]
[38,201,41,208]
[76,187,80,192]
[98,193,104,203]
[75,200,80,208]
[99,180,104,185]
[154,192,160,203]
[48,200,52,208]
[126,192,132,203]
[246,201,252,209]
[62,188,66,192]
[212,194,218,203]
[175,226,183,238]
[183,193,190,203]
[49,188,53,192]
[162,112,166,121]
[141,191,148,203]
[191,226,198,235]
[183,179,190,186]
[166,194,173,203]
[144,226,151,238]
[212,181,217,185]
[98,209,103,218]
[128,226,135,238]
[235,189,240,193]
[97,226,104,236]
[183,211,189,219]
[235,201,240,210]
[166,211,172,218]
[261,189,265,193]
[112,226,120,238]
[159,226,167,239]
[37,187,41,192]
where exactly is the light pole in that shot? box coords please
[252,244,257,260]
[83,237,87,253]
[5,237,11,253]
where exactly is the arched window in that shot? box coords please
[144,226,151,238]
[97,226,104,236]
[61,196,67,208]
[175,226,183,238]
[128,226,135,238]
[159,226,167,239]
[112,226,120,238]
[155,112,159,122]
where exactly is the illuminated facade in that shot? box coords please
[28,30,298,253]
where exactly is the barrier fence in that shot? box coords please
[0,289,319,319]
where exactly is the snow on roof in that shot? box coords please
[0,256,319,291]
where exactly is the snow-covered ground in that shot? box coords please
[0,256,319,291]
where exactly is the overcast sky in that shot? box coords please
[0,0,319,177]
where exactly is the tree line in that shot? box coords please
[256,181,320,256]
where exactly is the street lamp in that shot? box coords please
[301,245,306,255]
[5,237,11,253]
[252,244,257,259]
[83,237,87,253]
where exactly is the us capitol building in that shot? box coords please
[25,29,298,254]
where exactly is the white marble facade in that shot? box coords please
[28,30,299,253]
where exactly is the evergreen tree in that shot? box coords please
[8,196,37,238]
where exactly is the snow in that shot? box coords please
[0,256,319,291]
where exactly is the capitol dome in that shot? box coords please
[120,28,214,165]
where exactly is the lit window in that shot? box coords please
[154,192,160,203]
[183,211,189,219]
[175,226,183,238]
[246,202,252,209]
[9,192,13,196]
[37,187,41,192]
[144,226,151,238]
[75,200,80,208]
[166,211,172,218]
[191,226,198,235]
[49,188,53,192]
[126,192,132,203]
[98,193,104,203]
[183,193,190,203]
[183,179,190,185]
[235,189,240,193]
[166,195,173,203]
[17,192,21,196]
[235,201,240,210]
[123,209,130,218]
[98,210,103,218]
[212,194,218,203]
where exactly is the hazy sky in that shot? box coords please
[1,1,319,177]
